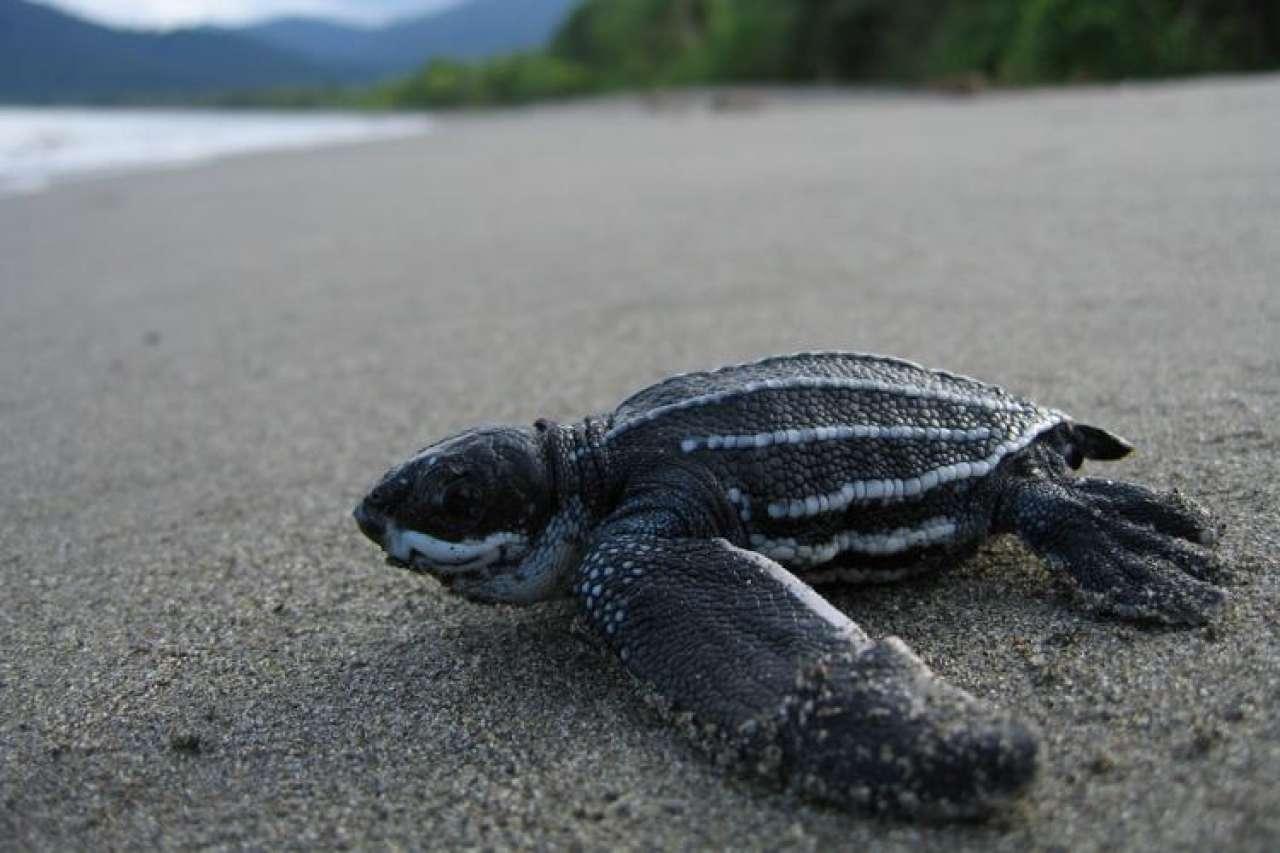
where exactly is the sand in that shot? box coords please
[2,75,1278,850]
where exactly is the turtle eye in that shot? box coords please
[433,477,484,531]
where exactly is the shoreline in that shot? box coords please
[0,106,432,196]
[6,70,1279,198]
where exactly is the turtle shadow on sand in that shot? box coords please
[315,597,664,753]
[333,599,606,717]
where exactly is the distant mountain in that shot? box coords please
[237,16,377,71]
[0,0,341,102]
[0,0,580,103]
[241,0,580,77]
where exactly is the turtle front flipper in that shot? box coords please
[575,523,1038,817]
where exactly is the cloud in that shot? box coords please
[38,0,460,28]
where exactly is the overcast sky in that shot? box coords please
[39,0,462,28]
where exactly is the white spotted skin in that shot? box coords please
[576,540,640,636]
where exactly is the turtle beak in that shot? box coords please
[353,500,387,545]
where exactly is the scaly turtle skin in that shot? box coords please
[353,351,1223,818]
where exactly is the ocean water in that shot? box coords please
[0,107,432,195]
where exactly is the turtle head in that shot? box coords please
[354,424,576,604]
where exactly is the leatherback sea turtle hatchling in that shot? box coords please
[353,351,1223,817]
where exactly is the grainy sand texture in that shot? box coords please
[2,75,1279,850]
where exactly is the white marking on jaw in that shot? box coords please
[749,517,958,568]
[680,424,994,453]
[606,375,1037,443]
[723,540,870,648]
[764,414,1063,518]
[385,524,528,573]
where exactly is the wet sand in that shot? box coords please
[2,76,1278,849]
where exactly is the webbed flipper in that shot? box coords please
[998,460,1226,624]
[574,529,1038,817]
[1071,477,1219,546]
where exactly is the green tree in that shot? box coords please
[368,0,1280,109]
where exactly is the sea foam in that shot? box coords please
[0,107,431,195]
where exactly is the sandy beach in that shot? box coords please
[2,76,1278,850]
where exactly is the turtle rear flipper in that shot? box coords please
[997,464,1226,624]
[575,528,1038,818]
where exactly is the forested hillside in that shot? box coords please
[381,0,1280,107]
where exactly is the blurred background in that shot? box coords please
[3,0,1279,190]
